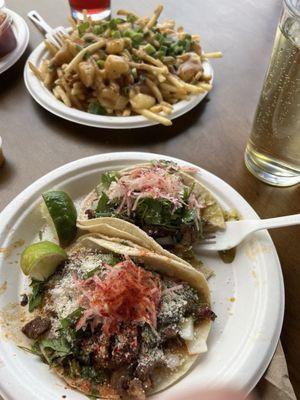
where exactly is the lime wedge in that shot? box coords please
[21,241,67,281]
[42,190,77,247]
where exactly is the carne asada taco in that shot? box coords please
[21,234,215,399]
[78,161,225,248]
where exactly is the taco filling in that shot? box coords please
[83,161,223,246]
[21,245,215,399]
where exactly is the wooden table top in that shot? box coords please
[1,0,299,396]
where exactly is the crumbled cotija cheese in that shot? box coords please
[45,249,105,336]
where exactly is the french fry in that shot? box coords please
[44,40,58,56]
[150,104,173,115]
[202,51,223,59]
[136,109,172,126]
[145,77,163,103]
[161,101,173,108]
[182,82,207,93]
[161,19,175,29]
[133,49,164,67]
[129,62,167,75]
[44,72,55,87]
[53,86,72,107]
[82,9,88,22]
[117,9,140,19]
[68,16,76,29]
[65,39,106,74]
[58,70,84,110]
[150,105,163,113]
[160,82,187,95]
[162,106,172,114]
[194,71,202,81]
[122,108,131,116]
[39,59,50,80]
[157,74,167,83]
[147,5,164,29]
[28,61,43,81]
[166,74,186,89]
[199,82,212,91]
[66,39,79,57]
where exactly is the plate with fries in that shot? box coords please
[24,6,221,129]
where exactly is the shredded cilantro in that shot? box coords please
[28,280,46,312]
[100,171,119,189]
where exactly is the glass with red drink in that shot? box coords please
[68,0,111,21]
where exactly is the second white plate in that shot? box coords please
[24,42,213,129]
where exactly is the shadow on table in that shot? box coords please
[0,159,16,186]
[31,96,210,146]
[0,47,31,95]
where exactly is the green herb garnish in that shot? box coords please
[28,280,45,312]
[100,171,119,189]
[88,101,107,115]
[144,43,156,55]
[127,14,137,23]
[78,21,90,36]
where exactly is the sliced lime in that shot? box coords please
[42,190,77,247]
[21,241,67,281]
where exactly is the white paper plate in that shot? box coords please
[0,152,284,400]
[24,42,213,129]
[0,8,29,75]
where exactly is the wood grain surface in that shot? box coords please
[0,0,299,397]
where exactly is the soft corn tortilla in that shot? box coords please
[77,162,225,258]
[58,233,212,398]
[77,216,192,268]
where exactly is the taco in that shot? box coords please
[78,161,225,249]
[21,234,215,399]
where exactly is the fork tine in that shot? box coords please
[56,30,65,39]
[54,32,64,46]
[48,36,61,49]
[58,27,69,37]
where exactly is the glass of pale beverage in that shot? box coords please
[245,0,300,186]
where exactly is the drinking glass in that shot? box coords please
[68,0,111,21]
[244,0,300,187]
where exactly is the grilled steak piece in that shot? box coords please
[21,316,51,339]
[140,225,174,240]
[158,282,200,327]
[85,209,96,219]
[140,323,160,348]
[134,346,165,381]
[20,294,28,307]
[111,324,139,366]
[199,305,217,321]
[159,325,178,341]
[83,333,112,369]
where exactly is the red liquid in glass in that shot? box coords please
[69,0,110,16]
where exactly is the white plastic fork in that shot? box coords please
[27,10,68,49]
[197,213,300,251]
